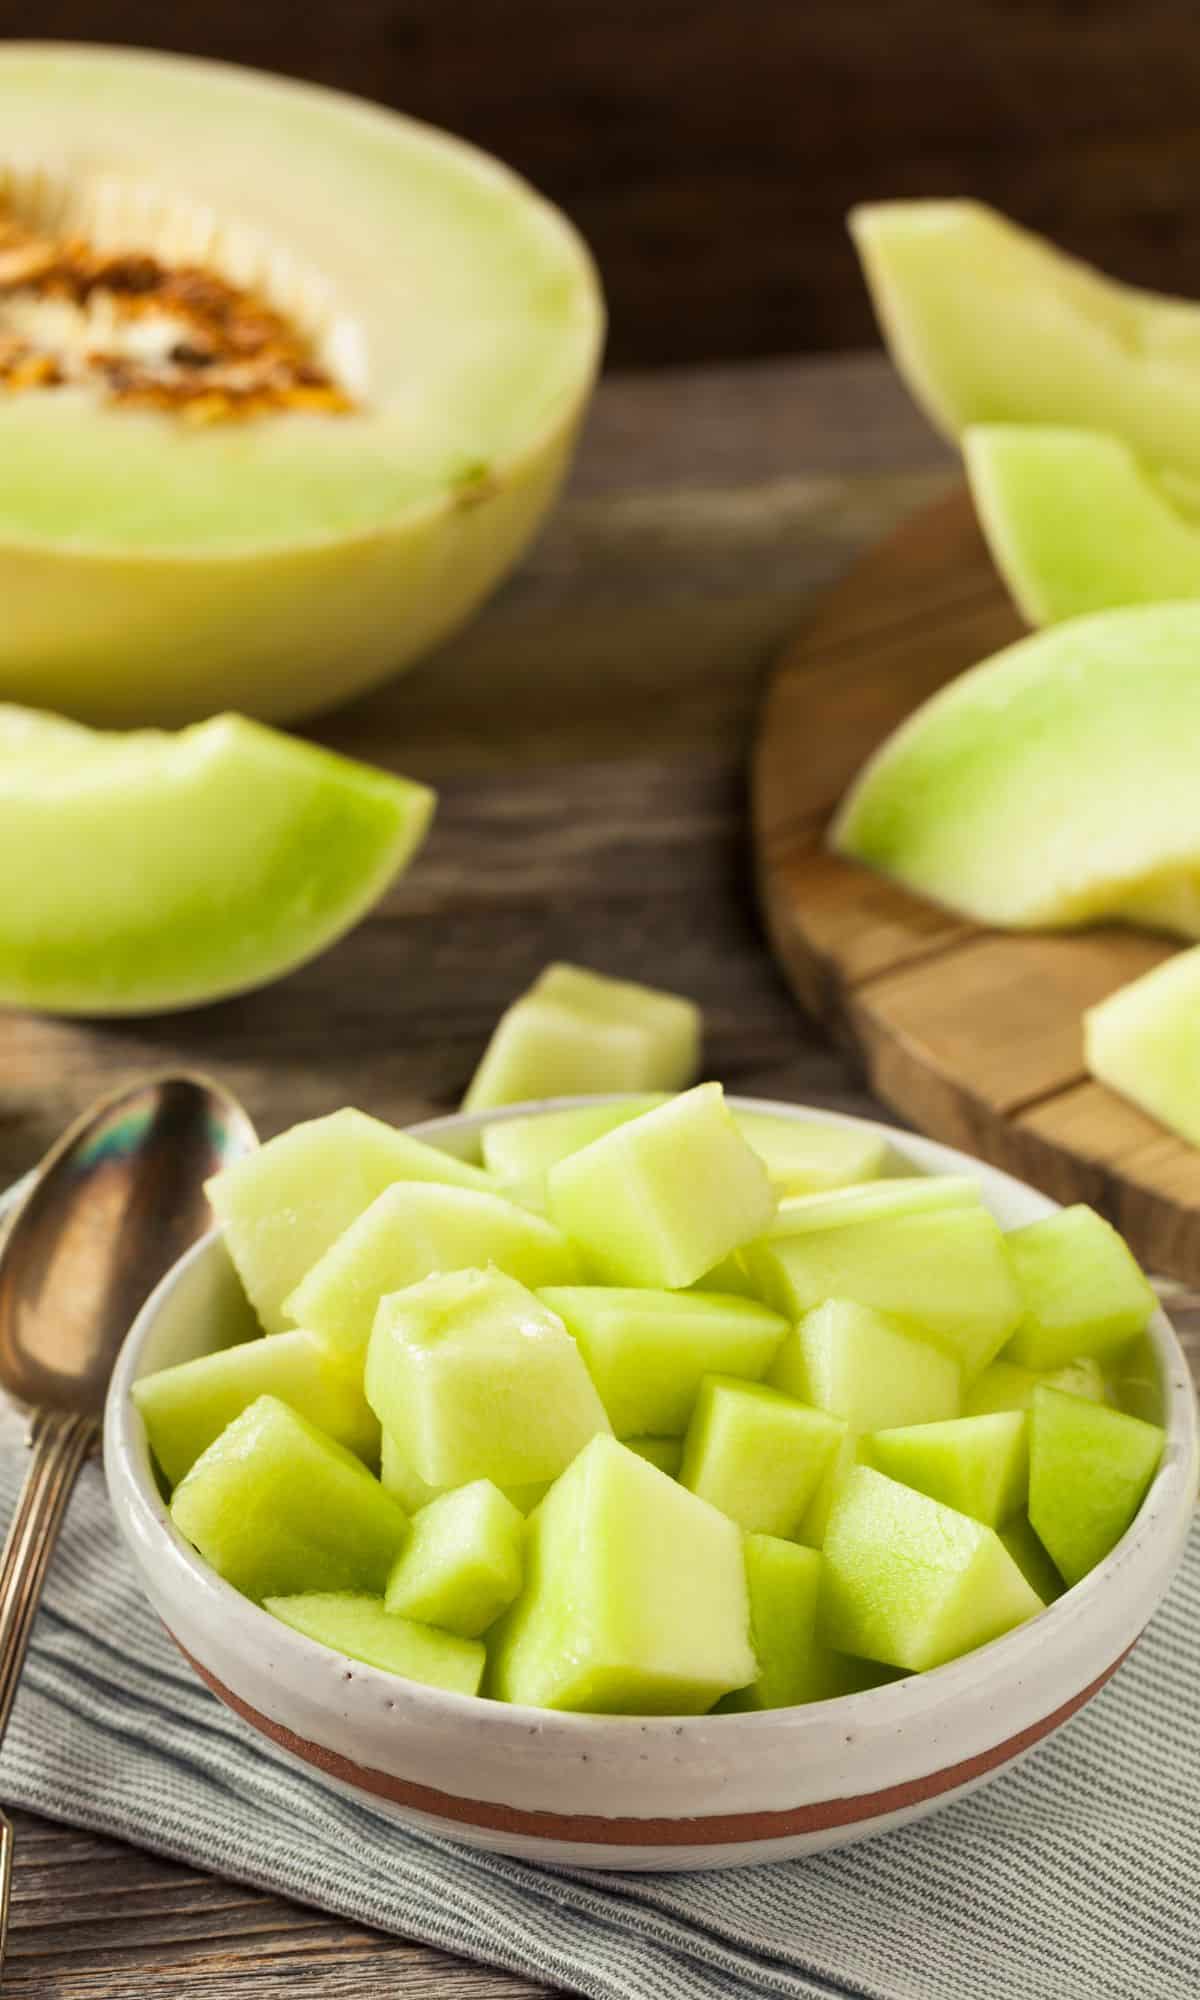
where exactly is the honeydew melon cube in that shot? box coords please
[463,964,700,1112]
[1085,945,1200,1147]
[538,1285,787,1436]
[133,1328,380,1488]
[1000,1515,1065,1605]
[548,1083,776,1289]
[384,1480,524,1637]
[380,1432,548,1516]
[365,1268,609,1488]
[488,1435,755,1713]
[206,1107,493,1332]
[1003,1206,1155,1370]
[966,1355,1107,1417]
[764,1175,982,1236]
[480,1098,665,1184]
[265,1592,484,1694]
[625,1437,683,1476]
[865,1412,1028,1527]
[1028,1386,1165,1586]
[284,1182,578,1359]
[745,1204,1021,1380]
[170,1395,408,1602]
[679,1377,845,1537]
[730,1113,891,1195]
[821,1465,1044,1671]
[719,1537,889,1711]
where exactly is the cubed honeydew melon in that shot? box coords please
[764,1174,981,1237]
[865,1412,1028,1528]
[538,1286,787,1436]
[821,1465,1044,1672]
[965,1355,1107,1418]
[1000,1515,1065,1605]
[463,965,700,1112]
[480,1098,664,1183]
[384,1480,524,1637]
[1028,1386,1165,1587]
[365,1268,609,1487]
[850,200,1200,483]
[832,604,1200,939]
[729,1113,890,1195]
[170,1394,408,1601]
[746,1205,1020,1379]
[1003,1206,1155,1371]
[380,1431,548,1516]
[133,1328,380,1487]
[284,1181,577,1358]
[265,1592,484,1694]
[1085,944,1200,1146]
[547,1083,776,1289]
[719,1537,890,1711]
[488,1435,755,1713]
[679,1377,845,1537]
[208,1107,493,1334]
[624,1437,684,1476]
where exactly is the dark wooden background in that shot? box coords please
[5,2,1200,364]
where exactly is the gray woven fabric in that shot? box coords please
[0,1403,1196,2000]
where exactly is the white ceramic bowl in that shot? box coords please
[105,1097,1199,1871]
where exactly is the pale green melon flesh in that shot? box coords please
[729,1113,890,1194]
[966,1355,1107,1418]
[865,1412,1028,1527]
[1003,1206,1155,1371]
[679,1377,844,1537]
[380,1430,548,1516]
[764,1175,980,1236]
[1000,1515,1065,1604]
[463,966,699,1113]
[1028,1386,1165,1586]
[719,1538,889,1711]
[1086,944,1200,1146]
[384,1479,524,1637]
[833,604,1200,937]
[265,1592,484,1693]
[480,1098,665,1183]
[624,1436,683,1476]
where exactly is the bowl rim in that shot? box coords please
[105,1091,1199,1753]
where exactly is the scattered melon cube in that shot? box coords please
[206,1107,493,1332]
[365,1268,610,1488]
[624,1436,683,1476]
[1003,1206,1155,1371]
[865,1412,1028,1527]
[1085,945,1200,1147]
[1028,1386,1165,1586]
[265,1592,484,1694]
[463,964,700,1112]
[539,1285,787,1436]
[821,1465,1044,1672]
[1000,1515,1065,1605]
[680,1377,845,1537]
[719,1537,889,1711]
[384,1480,524,1638]
[765,1175,982,1236]
[284,1182,577,1359]
[480,1098,665,1184]
[966,1354,1107,1417]
[731,1112,891,1195]
[488,1435,755,1713]
[170,1395,408,1602]
[547,1083,776,1289]
[133,1328,380,1487]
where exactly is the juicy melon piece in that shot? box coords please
[384,1480,524,1638]
[364,1268,609,1487]
[821,1465,1044,1672]
[169,1394,408,1602]
[463,965,700,1111]
[547,1082,776,1289]
[284,1181,577,1358]
[832,604,1200,939]
[679,1377,845,1537]
[730,1112,890,1194]
[1003,1206,1155,1371]
[1028,1386,1165,1586]
[764,1175,981,1236]
[480,1098,664,1184]
[538,1285,787,1436]
[488,1435,755,1714]
[865,1412,1028,1527]
[719,1537,890,1711]
[133,1328,380,1487]
[966,1355,1107,1417]
[265,1592,484,1694]
[1085,944,1200,1146]
[207,1107,492,1334]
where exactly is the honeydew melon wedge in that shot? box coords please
[479,1099,665,1184]
[679,1376,845,1538]
[1085,944,1200,1145]
[0,709,433,1016]
[463,966,699,1113]
[384,1480,524,1638]
[1003,1206,1155,1370]
[718,1537,892,1712]
[1028,1386,1164,1586]
[865,1412,1028,1528]
[0,45,602,725]
[265,1592,484,1694]
[832,604,1200,939]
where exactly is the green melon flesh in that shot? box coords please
[679,1377,845,1538]
[480,1098,665,1184]
[729,1114,891,1195]
[764,1175,981,1236]
[1086,944,1200,1145]
[133,1328,380,1487]
[1000,1515,1065,1605]
[538,1286,787,1436]
[384,1479,524,1638]
[547,1082,776,1289]
[284,1181,577,1358]
[719,1538,889,1711]
[488,1435,756,1714]
[1003,1206,1155,1371]
[463,965,699,1112]
[208,1107,492,1334]
[169,1394,408,1601]
[833,604,1200,938]
[0,45,602,725]
[966,1355,1107,1418]
[380,1430,548,1516]
[821,1465,1044,1672]
[865,1412,1028,1527]
[1028,1386,1165,1586]
[624,1436,683,1476]
[0,710,433,1015]
[265,1592,484,1694]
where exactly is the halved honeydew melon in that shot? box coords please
[1085,944,1200,1146]
[463,967,699,1114]
[265,1592,484,1693]
[0,46,602,724]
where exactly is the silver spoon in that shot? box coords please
[0,1072,257,1968]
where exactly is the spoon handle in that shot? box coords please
[0,1407,98,1965]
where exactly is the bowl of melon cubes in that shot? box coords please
[105,1083,1198,1871]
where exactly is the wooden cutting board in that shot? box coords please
[753,483,1200,1287]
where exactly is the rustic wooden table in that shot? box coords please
[4,352,1196,1996]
